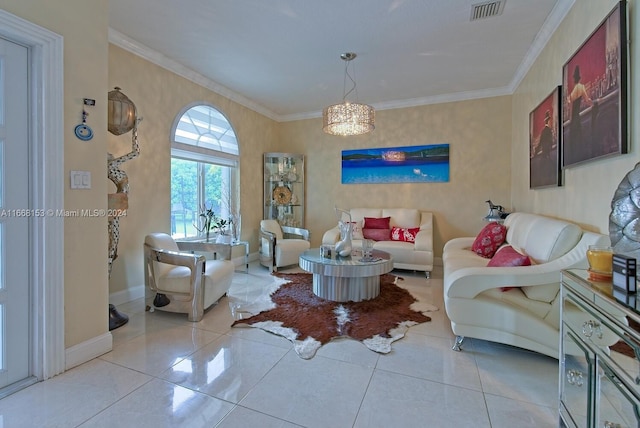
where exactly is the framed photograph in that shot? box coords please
[530,86,562,189]
[561,0,628,168]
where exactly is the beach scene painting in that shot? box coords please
[341,143,449,184]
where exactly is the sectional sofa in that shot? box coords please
[443,212,615,358]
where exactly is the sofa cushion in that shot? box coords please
[382,208,421,228]
[504,212,582,262]
[521,284,559,303]
[472,222,506,258]
[364,216,391,229]
[363,228,391,241]
[483,288,553,320]
[348,208,382,223]
[488,245,531,267]
[391,227,420,242]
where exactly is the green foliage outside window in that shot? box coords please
[171,158,227,238]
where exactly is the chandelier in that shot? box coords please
[323,53,375,136]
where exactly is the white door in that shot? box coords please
[0,36,31,391]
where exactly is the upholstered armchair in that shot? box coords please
[144,233,234,321]
[259,219,310,272]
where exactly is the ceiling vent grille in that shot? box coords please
[470,0,506,21]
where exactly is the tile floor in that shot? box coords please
[0,263,560,427]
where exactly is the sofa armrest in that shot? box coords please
[445,264,563,299]
[282,225,310,240]
[443,237,475,253]
[322,227,340,245]
[143,244,206,296]
[414,229,433,251]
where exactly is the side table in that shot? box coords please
[232,240,249,273]
[176,239,249,273]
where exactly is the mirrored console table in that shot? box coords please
[560,269,640,427]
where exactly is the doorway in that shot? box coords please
[0,9,65,397]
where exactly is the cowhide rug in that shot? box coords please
[231,273,437,359]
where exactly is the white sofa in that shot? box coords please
[322,208,434,277]
[443,212,615,358]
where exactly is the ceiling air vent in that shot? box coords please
[470,0,506,21]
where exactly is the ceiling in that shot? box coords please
[109,0,573,122]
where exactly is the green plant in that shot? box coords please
[195,204,216,240]
[213,217,231,235]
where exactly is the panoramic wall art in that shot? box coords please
[561,0,628,168]
[529,86,562,189]
[341,143,449,184]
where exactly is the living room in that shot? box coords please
[1,0,638,424]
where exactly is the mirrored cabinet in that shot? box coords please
[263,153,304,228]
[560,269,640,428]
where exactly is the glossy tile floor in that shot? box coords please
[0,263,560,427]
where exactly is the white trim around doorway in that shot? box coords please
[0,10,65,380]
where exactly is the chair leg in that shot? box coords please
[452,335,464,352]
[425,271,431,279]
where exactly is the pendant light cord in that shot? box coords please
[342,59,358,102]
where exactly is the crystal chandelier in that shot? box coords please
[323,53,375,136]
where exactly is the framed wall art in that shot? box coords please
[561,0,628,168]
[341,143,449,184]
[529,86,562,189]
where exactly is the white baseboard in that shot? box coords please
[110,284,146,306]
[65,332,113,370]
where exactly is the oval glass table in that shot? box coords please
[298,248,393,302]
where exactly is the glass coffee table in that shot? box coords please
[299,248,394,302]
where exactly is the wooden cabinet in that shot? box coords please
[263,153,304,227]
[560,269,640,427]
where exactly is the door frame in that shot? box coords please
[0,10,65,381]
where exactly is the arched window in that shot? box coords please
[170,104,239,239]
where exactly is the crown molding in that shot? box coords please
[111,0,576,124]
[279,86,513,122]
[108,28,279,121]
[508,0,575,92]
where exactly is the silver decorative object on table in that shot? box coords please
[334,206,353,257]
[609,162,640,270]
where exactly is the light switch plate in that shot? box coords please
[70,170,91,189]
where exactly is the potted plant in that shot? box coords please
[213,217,233,244]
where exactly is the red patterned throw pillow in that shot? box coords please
[488,245,531,267]
[471,222,506,258]
[364,216,391,229]
[391,227,420,242]
[363,228,391,241]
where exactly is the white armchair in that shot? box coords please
[144,233,234,321]
[259,219,310,272]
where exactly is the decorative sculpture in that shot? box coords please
[107,87,141,330]
[609,162,640,264]
[334,207,353,257]
[107,128,140,277]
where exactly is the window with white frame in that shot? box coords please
[170,103,239,239]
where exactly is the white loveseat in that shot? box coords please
[322,208,434,277]
[443,212,613,358]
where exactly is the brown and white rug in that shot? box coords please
[231,273,437,359]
